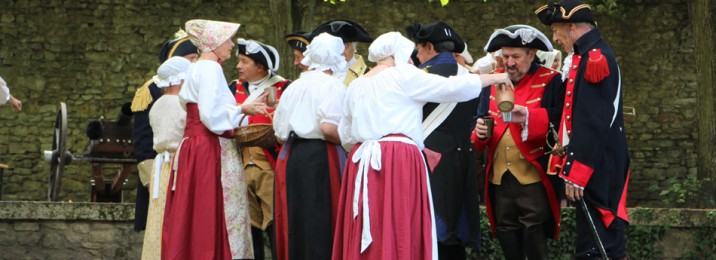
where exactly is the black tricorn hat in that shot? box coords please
[285,31,312,52]
[483,25,553,53]
[158,30,199,63]
[405,21,465,53]
[311,20,372,43]
[237,39,280,72]
[535,0,596,26]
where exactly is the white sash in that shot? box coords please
[243,75,286,104]
[422,103,457,140]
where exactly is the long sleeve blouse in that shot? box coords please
[339,64,484,149]
[273,70,345,141]
[179,60,243,135]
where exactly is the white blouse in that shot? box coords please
[339,64,484,149]
[273,70,345,141]
[0,76,9,104]
[179,60,242,135]
[149,95,186,152]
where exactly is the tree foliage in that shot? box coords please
[322,0,622,15]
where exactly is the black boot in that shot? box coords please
[496,230,525,260]
[525,226,549,259]
[251,226,265,260]
[437,243,466,260]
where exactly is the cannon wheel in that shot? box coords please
[48,102,68,201]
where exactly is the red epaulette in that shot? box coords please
[584,49,609,83]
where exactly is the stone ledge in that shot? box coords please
[0,201,134,221]
[0,201,713,227]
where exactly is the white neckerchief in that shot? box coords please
[561,52,574,82]
[245,74,285,104]
[248,73,270,95]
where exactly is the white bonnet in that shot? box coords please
[185,19,241,52]
[536,50,562,69]
[472,53,496,74]
[368,31,415,65]
[458,42,474,64]
[301,33,347,73]
[152,57,192,88]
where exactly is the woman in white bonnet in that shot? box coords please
[272,32,348,260]
[332,31,512,260]
[536,50,563,70]
[142,56,190,260]
[163,19,265,260]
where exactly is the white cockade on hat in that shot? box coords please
[483,24,553,53]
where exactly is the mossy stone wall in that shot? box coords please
[0,0,713,207]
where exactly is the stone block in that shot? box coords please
[41,233,65,249]
[81,241,102,249]
[90,229,117,243]
[14,222,40,231]
[16,231,42,245]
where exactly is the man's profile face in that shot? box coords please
[343,42,354,62]
[182,53,199,63]
[293,49,308,72]
[415,42,433,64]
[551,23,572,52]
[502,47,534,83]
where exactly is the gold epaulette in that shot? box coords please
[130,79,154,112]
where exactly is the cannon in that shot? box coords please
[43,102,136,202]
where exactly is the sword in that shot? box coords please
[580,198,609,259]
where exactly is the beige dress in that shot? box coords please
[142,95,186,260]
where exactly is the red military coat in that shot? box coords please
[471,64,564,239]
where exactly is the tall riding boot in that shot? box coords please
[251,226,265,260]
[437,243,466,260]
[525,226,549,259]
[266,223,277,260]
[496,230,525,260]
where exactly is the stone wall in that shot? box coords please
[0,0,712,206]
[0,202,713,259]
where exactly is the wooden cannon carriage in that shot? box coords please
[43,102,136,202]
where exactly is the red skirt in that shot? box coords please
[332,137,435,260]
[161,104,234,260]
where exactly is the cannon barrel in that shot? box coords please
[116,102,133,126]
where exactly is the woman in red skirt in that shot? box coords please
[333,32,513,260]
[162,19,268,260]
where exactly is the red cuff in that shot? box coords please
[470,130,489,151]
[526,108,549,142]
[564,160,594,187]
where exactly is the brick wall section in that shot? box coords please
[0,0,710,206]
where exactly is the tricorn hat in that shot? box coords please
[158,29,199,63]
[483,24,553,53]
[237,39,280,72]
[285,31,312,53]
[311,19,373,43]
[535,0,596,26]
[405,21,465,53]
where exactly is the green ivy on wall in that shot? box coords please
[466,208,670,259]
